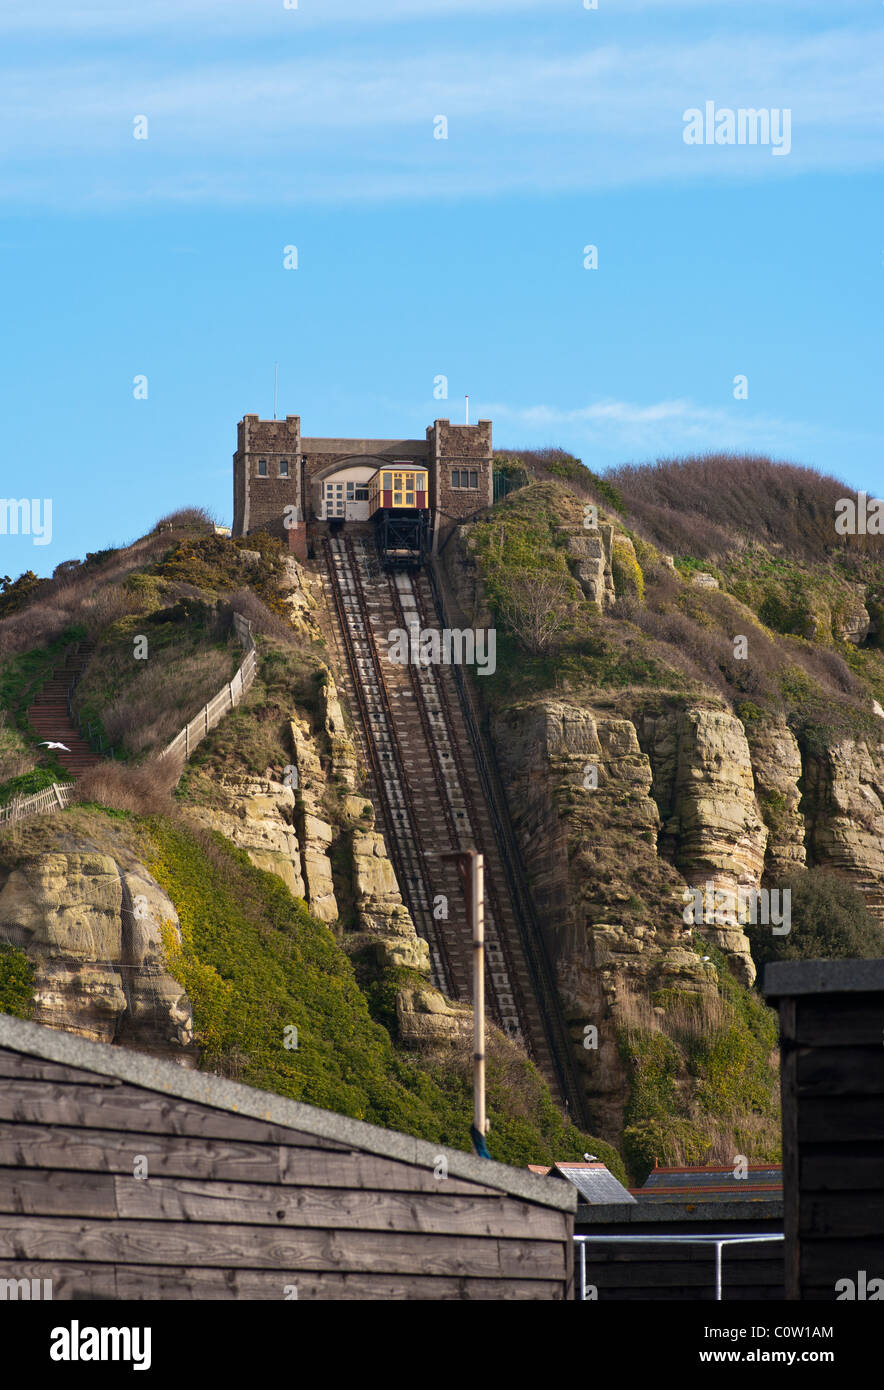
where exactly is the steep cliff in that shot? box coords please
[0,520,605,1171]
[440,464,884,1169]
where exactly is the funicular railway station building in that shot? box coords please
[232,413,494,555]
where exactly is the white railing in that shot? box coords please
[0,781,74,825]
[574,1233,784,1301]
[159,613,257,765]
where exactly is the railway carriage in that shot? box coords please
[368,464,430,566]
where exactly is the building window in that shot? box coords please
[279,459,289,477]
[257,459,268,477]
[451,469,479,489]
[355,486,369,501]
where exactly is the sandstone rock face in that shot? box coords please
[566,524,615,610]
[835,586,871,645]
[395,985,472,1048]
[350,828,427,966]
[492,699,709,1134]
[640,706,766,984]
[288,717,339,922]
[319,667,359,792]
[745,717,807,881]
[803,735,884,919]
[187,775,308,902]
[278,556,324,640]
[0,852,195,1062]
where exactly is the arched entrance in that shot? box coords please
[310,457,389,522]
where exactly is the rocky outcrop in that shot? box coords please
[0,852,194,1062]
[565,524,616,610]
[491,698,712,1134]
[835,586,871,645]
[187,775,308,902]
[802,735,884,919]
[744,716,807,881]
[395,984,472,1048]
[288,717,339,922]
[278,556,324,641]
[639,706,766,984]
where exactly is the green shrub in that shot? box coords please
[747,868,884,974]
[0,944,35,1018]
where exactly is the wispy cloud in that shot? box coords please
[1,27,881,207]
[0,0,567,36]
[482,395,828,456]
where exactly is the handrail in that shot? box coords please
[158,613,256,766]
[574,1233,785,1301]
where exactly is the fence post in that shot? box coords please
[185,723,189,759]
[53,784,65,808]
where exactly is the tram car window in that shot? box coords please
[369,466,430,567]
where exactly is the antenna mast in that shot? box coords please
[273,363,279,420]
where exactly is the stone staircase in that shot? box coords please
[26,642,103,778]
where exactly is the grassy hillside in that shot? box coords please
[0,511,622,1175]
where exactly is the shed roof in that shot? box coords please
[764,958,884,998]
[528,1161,635,1204]
[0,1015,575,1214]
[633,1164,781,1203]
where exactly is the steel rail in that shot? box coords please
[321,537,453,993]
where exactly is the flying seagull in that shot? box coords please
[39,741,70,751]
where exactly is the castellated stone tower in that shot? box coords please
[232,414,302,541]
[233,413,493,551]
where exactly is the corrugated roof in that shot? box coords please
[527,1162,636,1204]
[642,1166,781,1191]
[635,1166,782,1202]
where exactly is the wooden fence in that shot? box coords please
[0,781,74,826]
[159,613,256,765]
[0,613,256,829]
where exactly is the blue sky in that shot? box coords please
[1,0,882,575]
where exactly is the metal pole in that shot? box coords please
[465,394,470,426]
[715,1241,724,1301]
[274,362,279,419]
[472,851,485,1141]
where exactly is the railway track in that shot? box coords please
[321,533,589,1121]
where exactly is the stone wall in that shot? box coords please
[233,415,302,538]
[430,420,493,546]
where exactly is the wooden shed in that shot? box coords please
[764,959,884,1300]
[0,1016,575,1300]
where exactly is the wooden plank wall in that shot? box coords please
[0,1047,572,1300]
[782,991,884,1299]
